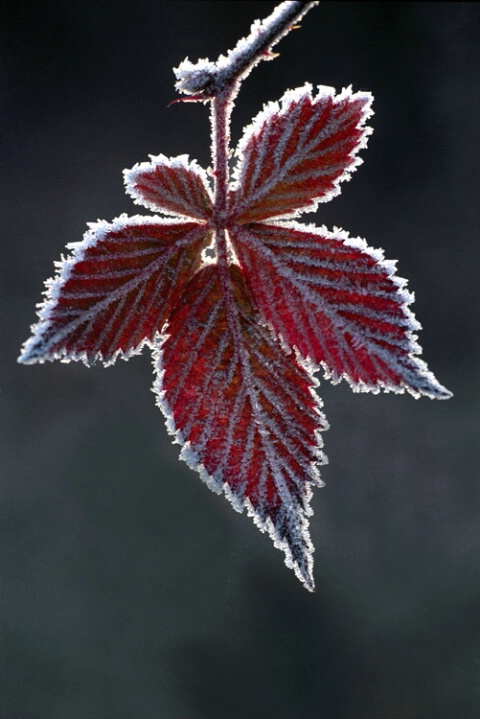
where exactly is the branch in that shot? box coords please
[174,1,319,98]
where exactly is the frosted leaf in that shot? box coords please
[19,216,210,366]
[19,0,451,592]
[230,222,452,399]
[231,84,373,222]
[124,154,212,220]
[155,264,328,590]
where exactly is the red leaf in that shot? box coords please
[156,264,328,590]
[19,216,210,365]
[230,84,373,223]
[124,154,213,220]
[230,222,452,399]
[18,0,452,590]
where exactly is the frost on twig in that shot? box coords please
[174,1,318,97]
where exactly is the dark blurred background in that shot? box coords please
[1,2,479,717]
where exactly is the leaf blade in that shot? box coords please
[230,222,451,399]
[231,84,373,222]
[19,216,210,366]
[124,154,213,220]
[156,264,328,589]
